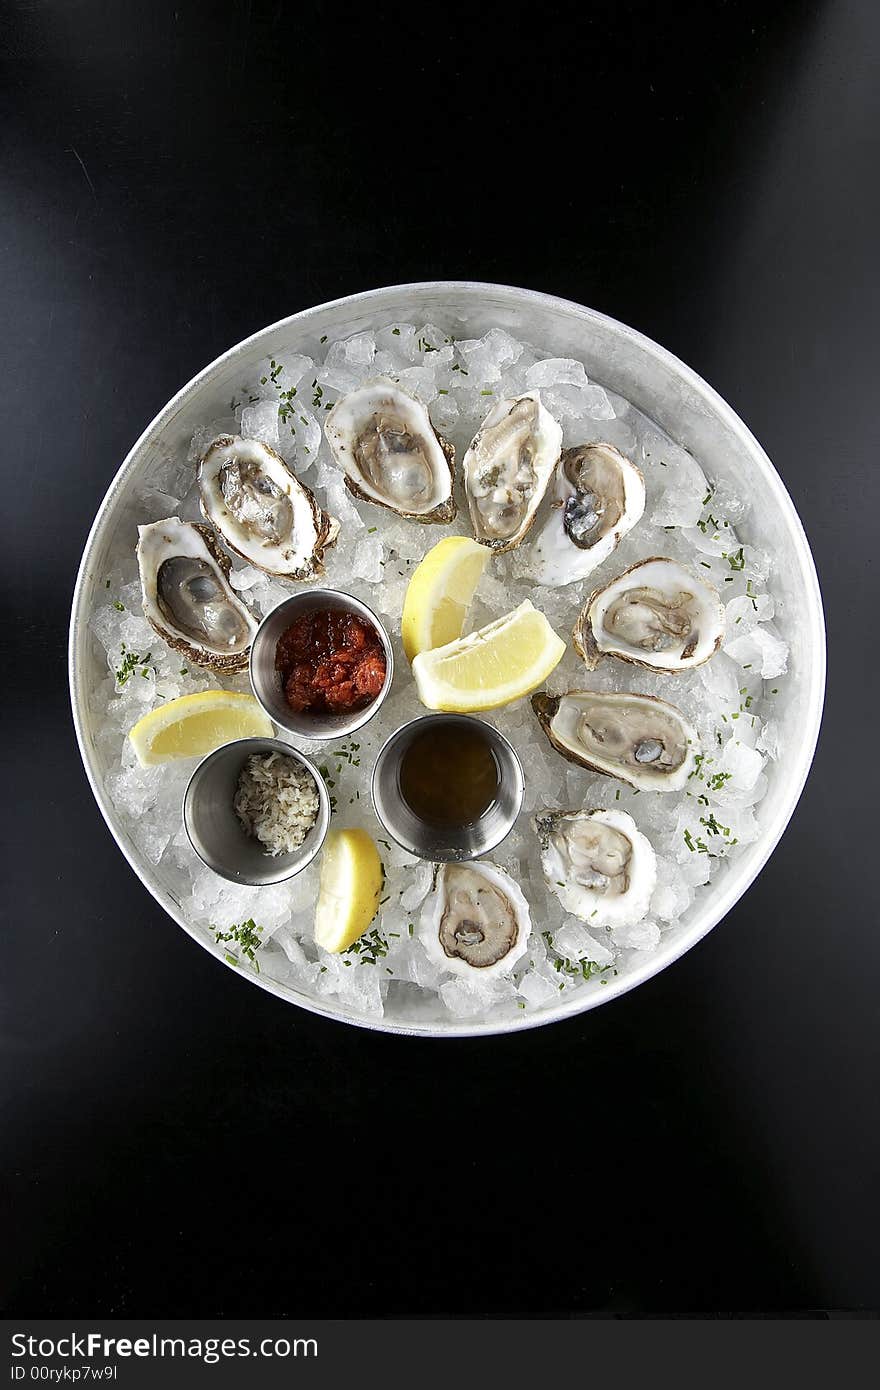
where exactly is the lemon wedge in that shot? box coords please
[401,535,489,661]
[314,828,384,953]
[128,690,273,767]
[412,600,566,712]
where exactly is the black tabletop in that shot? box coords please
[2,0,877,1317]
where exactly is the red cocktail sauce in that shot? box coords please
[275,609,387,715]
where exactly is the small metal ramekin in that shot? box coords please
[371,714,524,863]
[249,589,394,740]
[183,736,330,886]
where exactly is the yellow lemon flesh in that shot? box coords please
[314,828,384,954]
[412,600,566,712]
[401,536,489,661]
[128,690,273,767]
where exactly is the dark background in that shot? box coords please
[2,0,877,1316]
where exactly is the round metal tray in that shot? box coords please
[69,283,826,1036]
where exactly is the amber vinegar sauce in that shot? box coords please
[397,723,501,828]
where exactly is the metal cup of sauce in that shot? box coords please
[183,736,331,886]
[371,714,524,862]
[250,589,394,740]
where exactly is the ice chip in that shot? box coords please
[651,882,691,922]
[272,926,313,970]
[579,383,616,420]
[725,626,789,678]
[187,419,235,465]
[651,444,709,528]
[724,592,774,636]
[279,403,322,462]
[553,921,614,967]
[439,976,505,1018]
[757,719,782,760]
[430,393,459,432]
[375,323,419,360]
[278,354,314,388]
[323,475,365,532]
[399,862,433,912]
[518,972,558,1006]
[351,534,385,583]
[395,365,439,404]
[91,604,123,653]
[228,564,268,593]
[699,650,741,704]
[239,399,280,447]
[525,357,589,389]
[107,764,159,819]
[342,331,376,367]
[336,962,384,1016]
[716,739,764,793]
[456,328,522,383]
[612,919,661,951]
[318,339,373,393]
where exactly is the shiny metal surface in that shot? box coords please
[371,715,524,862]
[183,737,330,885]
[69,282,826,1036]
[249,589,393,740]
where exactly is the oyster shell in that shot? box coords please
[419,861,531,978]
[136,517,258,672]
[529,443,645,586]
[531,689,699,792]
[198,435,339,579]
[324,380,456,522]
[573,556,724,673]
[463,390,562,552]
[533,807,656,926]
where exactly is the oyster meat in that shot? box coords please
[573,556,724,673]
[533,808,656,926]
[324,380,456,522]
[419,861,531,978]
[529,443,645,586]
[532,689,699,791]
[136,517,258,672]
[463,390,562,552]
[199,435,339,579]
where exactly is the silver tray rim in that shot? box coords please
[68,281,826,1037]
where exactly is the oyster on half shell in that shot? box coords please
[199,435,339,579]
[573,556,724,673]
[463,390,562,552]
[530,443,645,586]
[533,807,657,926]
[324,380,456,522]
[136,517,258,672]
[419,861,531,978]
[531,689,699,792]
